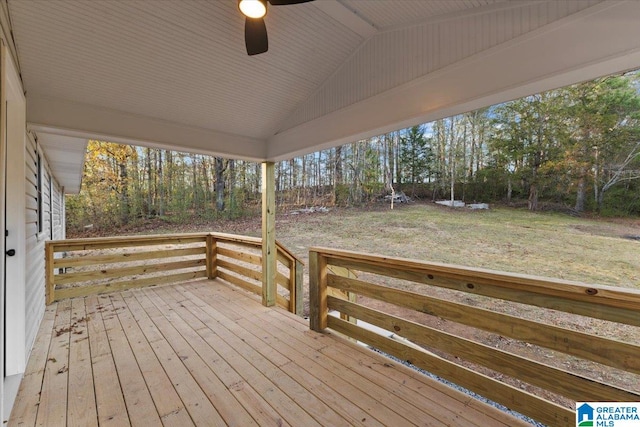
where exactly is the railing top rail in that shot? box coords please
[48,232,211,247]
[276,239,305,266]
[210,232,262,246]
[47,233,303,264]
[310,246,640,312]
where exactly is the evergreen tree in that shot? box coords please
[398,125,432,194]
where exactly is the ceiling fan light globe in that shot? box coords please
[239,0,267,19]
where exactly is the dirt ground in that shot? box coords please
[69,201,640,411]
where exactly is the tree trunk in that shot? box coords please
[275,162,282,193]
[384,134,392,188]
[469,113,476,181]
[333,146,343,205]
[166,150,173,210]
[158,151,164,216]
[462,121,468,202]
[192,155,199,210]
[528,180,538,211]
[449,118,456,203]
[302,155,308,205]
[119,159,129,224]
[394,132,402,187]
[214,157,226,212]
[228,159,236,213]
[574,171,586,212]
[201,158,209,206]
[146,147,153,216]
[436,119,447,201]
[597,187,606,213]
[450,163,455,203]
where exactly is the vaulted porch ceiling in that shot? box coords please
[7,0,640,178]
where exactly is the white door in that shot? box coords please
[1,44,27,422]
[0,76,7,421]
[3,46,26,378]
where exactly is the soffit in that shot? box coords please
[37,134,87,194]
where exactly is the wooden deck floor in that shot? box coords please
[9,279,529,427]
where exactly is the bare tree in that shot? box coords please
[214,157,227,212]
[597,141,640,211]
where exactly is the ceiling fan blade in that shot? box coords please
[268,0,313,5]
[245,17,268,56]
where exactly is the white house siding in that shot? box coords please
[51,176,65,240]
[23,134,62,356]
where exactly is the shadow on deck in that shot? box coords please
[9,279,526,427]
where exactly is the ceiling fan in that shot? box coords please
[238,0,314,56]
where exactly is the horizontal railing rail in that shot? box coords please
[45,232,303,314]
[211,233,302,313]
[309,247,640,427]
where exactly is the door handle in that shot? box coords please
[6,249,16,256]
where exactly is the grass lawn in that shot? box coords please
[275,202,640,290]
[82,201,639,289]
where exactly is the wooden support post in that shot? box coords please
[309,251,327,331]
[45,242,55,305]
[294,260,304,316]
[261,162,276,307]
[206,234,217,279]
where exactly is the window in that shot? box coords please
[37,151,43,234]
[49,178,53,240]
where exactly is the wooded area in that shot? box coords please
[67,72,640,232]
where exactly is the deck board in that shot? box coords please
[139,289,289,426]
[133,290,256,427]
[35,299,72,427]
[175,284,378,425]
[256,298,524,427]
[9,304,57,426]
[193,283,436,426]
[258,309,486,426]
[101,295,163,427]
[159,287,325,427]
[10,279,531,427]
[85,295,131,427]
[67,298,98,427]
[110,293,194,427]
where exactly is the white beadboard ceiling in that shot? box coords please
[6,0,640,193]
[341,0,502,29]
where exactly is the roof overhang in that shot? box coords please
[267,0,640,160]
[36,133,87,194]
[6,0,640,172]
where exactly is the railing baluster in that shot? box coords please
[287,257,296,313]
[206,234,217,279]
[294,259,304,316]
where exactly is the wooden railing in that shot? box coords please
[45,233,303,314]
[309,247,640,427]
